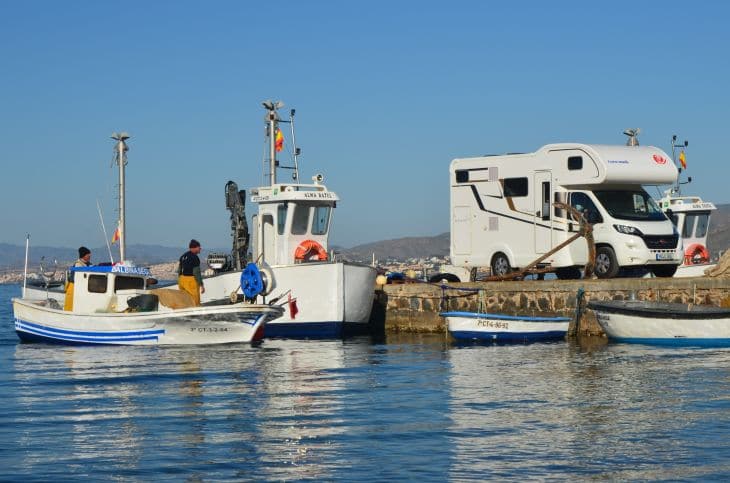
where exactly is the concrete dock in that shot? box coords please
[373,277,730,336]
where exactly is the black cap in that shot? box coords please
[189,239,201,248]
[79,246,91,258]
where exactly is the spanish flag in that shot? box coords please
[275,128,284,152]
[111,224,121,244]
[679,150,687,169]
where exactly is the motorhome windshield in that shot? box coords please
[593,190,667,222]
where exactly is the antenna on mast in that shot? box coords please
[111,132,130,262]
[262,100,283,185]
[623,128,641,146]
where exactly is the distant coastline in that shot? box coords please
[0,261,179,285]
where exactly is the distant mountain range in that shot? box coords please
[2,204,729,269]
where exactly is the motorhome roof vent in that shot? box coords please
[623,128,640,146]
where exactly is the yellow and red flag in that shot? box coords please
[275,128,284,152]
[679,150,687,169]
[111,224,121,244]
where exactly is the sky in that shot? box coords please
[1,1,729,250]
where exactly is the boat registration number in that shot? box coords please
[477,319,509,330]
[190,327,230,333]
[655,252,675,261]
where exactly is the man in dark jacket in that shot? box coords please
[178,239,205,305]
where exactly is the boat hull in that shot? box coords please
[442,311,570,343]
[12,298,281,346]
[589,300,730,346]
[187,262,377,338]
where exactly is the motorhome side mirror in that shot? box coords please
[688,176,692,183]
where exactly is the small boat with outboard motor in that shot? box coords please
[588,299,730,346]
[12,133,283,345]
[441,310,570,343]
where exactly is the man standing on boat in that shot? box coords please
[178,239,205,306]
[63,246,92,311]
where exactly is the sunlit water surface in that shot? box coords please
[1,284,729,480]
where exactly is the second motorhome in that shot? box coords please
[441,143,681,280]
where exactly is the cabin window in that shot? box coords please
[312,206,331,235]
[277,204,288,235]
[455,170,469,183]
[695,213,709,238]
[115,276,145,292]
[568,156,583,170]
[503,177,528,197]
[291,204,310,235]
[682,214,696,238]
[88,274,108,293]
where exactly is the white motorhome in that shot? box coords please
[441,143,681,280]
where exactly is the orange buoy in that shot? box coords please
[294,240,328,262]
[684,243,710,265]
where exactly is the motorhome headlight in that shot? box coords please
[613,224,643,236]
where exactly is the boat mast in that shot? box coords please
[262,100,283,186]
[112,132,130,262]
[670,134,689,195]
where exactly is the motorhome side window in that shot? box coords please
[88,275,107,293]
[291,204,310,235]
[567,156,583,170]
[503,177,528,197]
[277,204,287,235]
[455,170,469,183]
[311,206,331,235]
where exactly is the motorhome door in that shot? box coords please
[534,171,552,253]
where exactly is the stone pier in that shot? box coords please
[373,277,730,336]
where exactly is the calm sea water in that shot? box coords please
[1,284,730,481]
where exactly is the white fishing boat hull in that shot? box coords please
[185,261,376,338]
[441,311,570,342]
[674,263,716,278]
[12,298,282,345]
[589,300,730,346]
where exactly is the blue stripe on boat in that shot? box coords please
[440,311,571,322]
[449,330,567,342]
[16,319,164,338]
[15,330,160,345]
[609,337,730,347]
[265,321,343,338]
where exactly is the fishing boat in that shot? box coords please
[12,133,283,346]
[657,134,716,277]
[588,300,730,346]
[174,101,377,338]
[441,311,570,342]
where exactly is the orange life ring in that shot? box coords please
[294,240,328,262]
[684,243,710,265]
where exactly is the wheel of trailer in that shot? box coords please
[594,246,620,279]
[555,267,582,280]
[428,273,461,283]
[651,264,679,278]
[491,253,512,277]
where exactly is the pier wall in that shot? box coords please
[373,277,730,336]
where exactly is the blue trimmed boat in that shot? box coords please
[588,300,730,346]
[441,311,570,343]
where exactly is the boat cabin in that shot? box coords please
[659,195,716,264]
[250,181,339,266]
[70,265,151,313]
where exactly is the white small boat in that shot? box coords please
[13,264,283,345]
[441,311,570,342]
[12,134,283,346]
[588,300,730,346]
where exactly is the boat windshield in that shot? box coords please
[593,189,667,222]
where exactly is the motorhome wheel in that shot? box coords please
[595,246,619,279]
[491,253,511,277]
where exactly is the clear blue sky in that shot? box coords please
[1,1,728,250]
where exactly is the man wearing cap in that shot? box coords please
[64,246,92,311]
[178,239,205,306]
